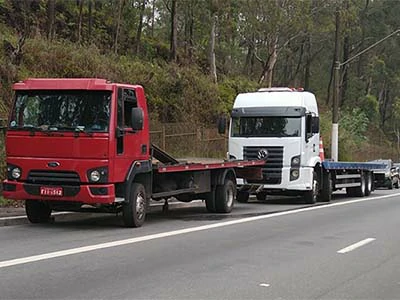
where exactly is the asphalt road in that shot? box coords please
[1,189,400,299]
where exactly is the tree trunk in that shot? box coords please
[114,0,124,54]
[88,0,93,43]
[327,5,341,105]
[77,0,84,44]
[135,0,146,55]
[170,0,178,62]
[209,13,218,84]
[340,34,350,107]
[258,36,278,87]
[46,0,55,40]
[304,35,311,90]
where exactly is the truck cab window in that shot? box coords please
[123,89,137,128]
[117,88,138,154]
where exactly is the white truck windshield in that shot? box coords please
[231,116,301,137]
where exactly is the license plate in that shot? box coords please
[40,186,63,197]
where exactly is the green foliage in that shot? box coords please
[0,0,399,163]
[338,108,369,161]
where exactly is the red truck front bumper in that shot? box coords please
[2,180,116,204]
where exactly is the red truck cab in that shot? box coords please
[3,79,152,224]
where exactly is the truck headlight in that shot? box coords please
[90,170,101,182]
[290,168,300,181]
[87,166,108,183]
[11,167,21,179]
[291,155,301,167]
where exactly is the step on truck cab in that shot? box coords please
[2,78,265,227]
[227,87,383,203]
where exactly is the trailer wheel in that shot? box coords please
[354,172,366,197]
[365,172,372,196]
[319,171,332,202]
[25,200,52,223]
[215,179,236,213]
[205,189,216,213]
[123,183,147,227]
[303,171,319,204]
[236,191,250,203]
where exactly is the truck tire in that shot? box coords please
[365,172,372,196]
[303,171,318,204]
[388,180,394,190]
[205,189,216,213]
[123,183,147,227]
[319,171,332,202]
[236,191,250,203]
[354,172,366,197]
[25,200,52,223]
[215,179,236,213]
[256,192,267,201]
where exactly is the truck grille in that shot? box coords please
[243,146,283,184]
[27,170,81,185]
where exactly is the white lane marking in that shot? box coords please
[259,283,270,287]
[337,238,376,254]
[0,192,399,269]
[0,212,71,221]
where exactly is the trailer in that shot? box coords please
[2,78,265,227]
[225,87,386,203]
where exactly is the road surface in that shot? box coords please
[0,189,400,299]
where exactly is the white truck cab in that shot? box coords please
[228,88,321,202]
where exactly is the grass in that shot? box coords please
[0,196,22,208]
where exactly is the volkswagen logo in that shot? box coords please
[47,161,60,168]
[257,149,268,160]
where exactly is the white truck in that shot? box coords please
[226,87,384,204]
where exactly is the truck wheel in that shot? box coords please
[256,192,267,201]
[365,172,372,196]
[123,183,147,228]
[303,171,318,204]
[354,172,366,197]
[236,191,250,203]
[388,180,394,190]
[25,200,52,223]
[205,189,216,213]
[319,171,332,202]
[215,179,236,213]
[395,178,399,189]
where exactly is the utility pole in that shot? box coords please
[331,28,400,161]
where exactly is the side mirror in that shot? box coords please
[312,116,320,133]
[218,115,227,134]
[131,107,144,131]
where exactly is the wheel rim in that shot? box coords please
[367,174,372,192]
[312,178,318,202]
[135,192,146,220]
[361,176,366,193]
[226,186,234,208]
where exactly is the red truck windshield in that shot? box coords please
[9,90,111,132]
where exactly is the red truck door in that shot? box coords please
[114,87,149,181]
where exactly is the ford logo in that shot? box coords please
[47,161,60,168]
[257,149,268,160]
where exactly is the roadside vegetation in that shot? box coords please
[0,0,400,198]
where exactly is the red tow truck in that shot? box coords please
[2,78,264,227]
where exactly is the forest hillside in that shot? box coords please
[1,0,400,165]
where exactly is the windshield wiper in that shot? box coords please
[74,126,93,137]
